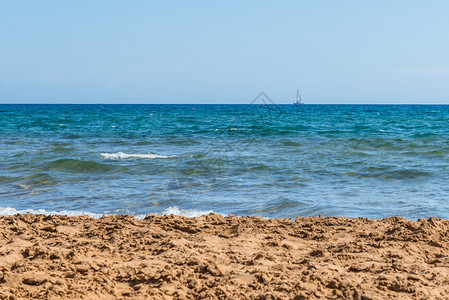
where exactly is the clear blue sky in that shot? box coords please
[1,1,448,104]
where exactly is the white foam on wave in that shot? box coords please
[100,152,177,160]
[0,206,222,219]
[0,206,106,219]
[158,206,221,218]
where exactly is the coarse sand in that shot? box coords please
[1,213,449,299]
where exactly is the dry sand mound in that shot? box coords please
[1,213,449,299]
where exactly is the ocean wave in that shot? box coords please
[158,206,221,218]
[100,152,177,160]
[0,206,220,219]
[346,168,432,180]
[0,206,107,219]
[47,159,122,173]
[20,173,55,188]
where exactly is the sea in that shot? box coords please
[1,104,449,220]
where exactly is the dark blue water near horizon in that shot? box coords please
[1,104,449,219]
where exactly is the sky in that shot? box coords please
[1,1,449,104]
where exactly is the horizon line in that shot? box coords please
[0,103,448,105]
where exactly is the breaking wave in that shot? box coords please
[0,206,220,219]
[100,152,177,160]
[0,206,107,219]
[158,206,222,218]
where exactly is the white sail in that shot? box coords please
[294,89,304,104]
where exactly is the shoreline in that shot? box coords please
[1,213,449,299]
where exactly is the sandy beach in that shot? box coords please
[1,213,449,299]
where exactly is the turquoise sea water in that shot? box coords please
[1,104,449,219]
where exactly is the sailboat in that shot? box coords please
[293,89,304,105]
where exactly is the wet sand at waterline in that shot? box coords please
[1,214,449,299]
